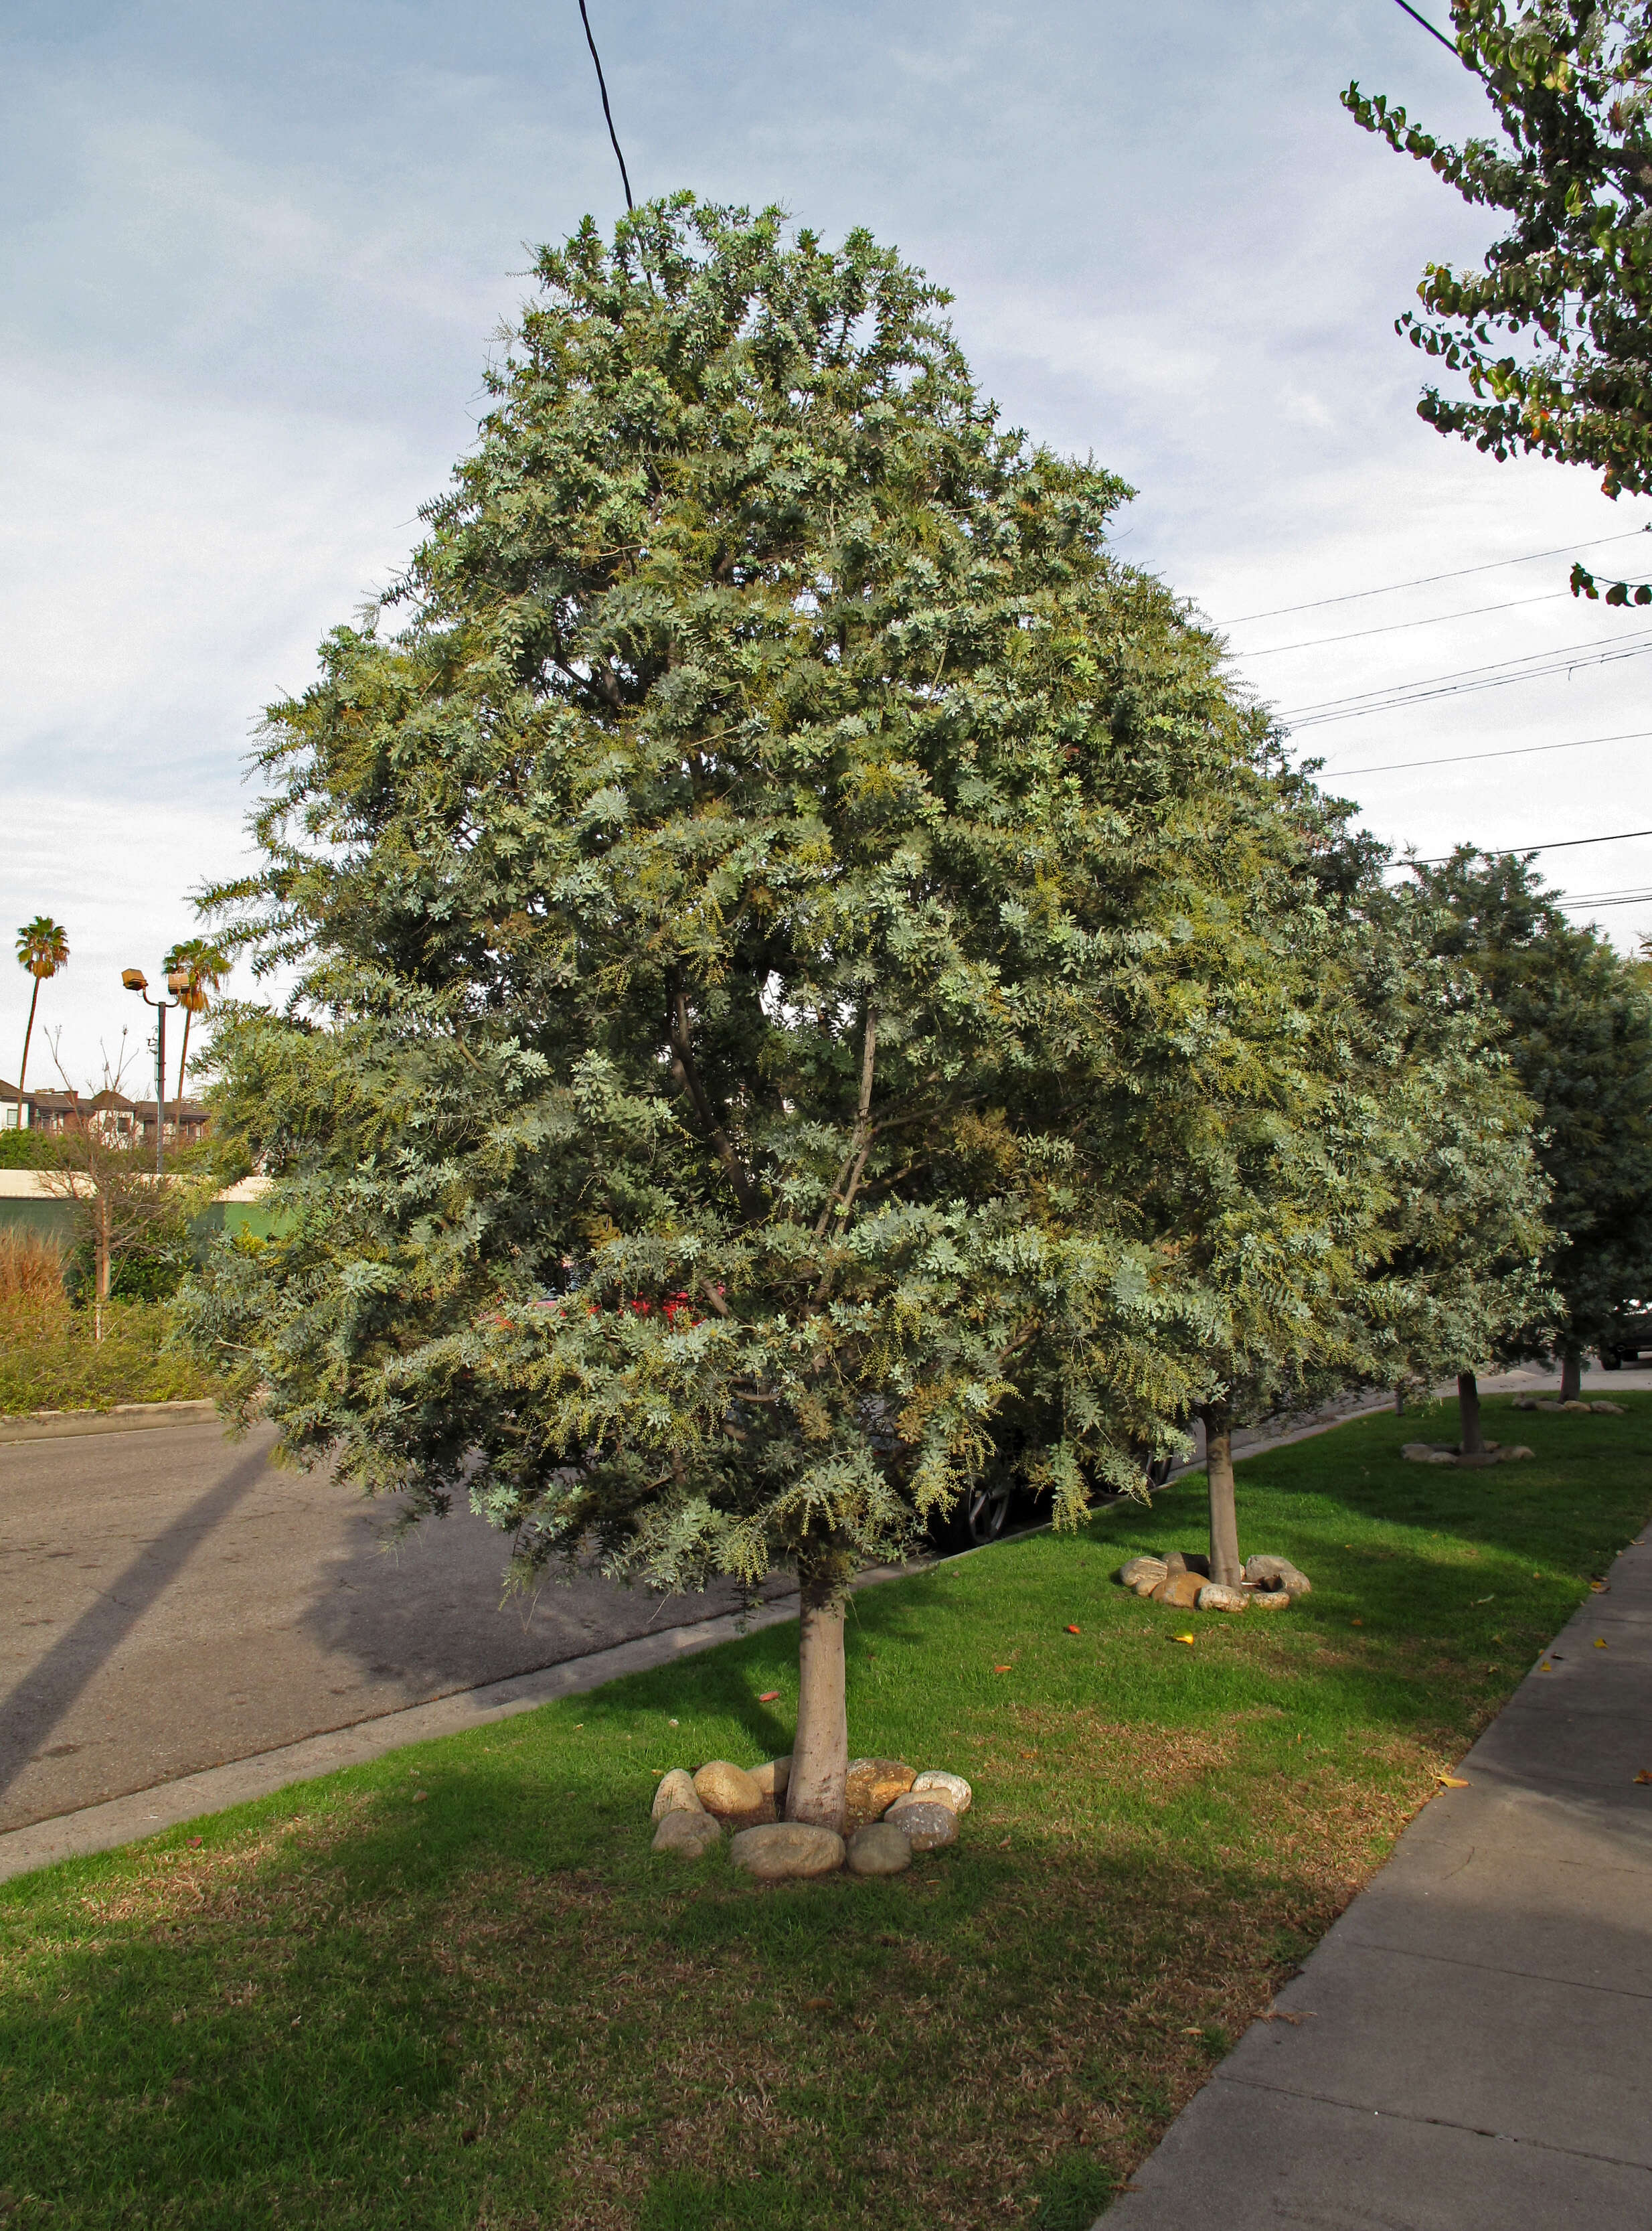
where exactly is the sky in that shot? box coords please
[4,0,1651,1090]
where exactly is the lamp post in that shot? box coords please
[121,966,188,1176]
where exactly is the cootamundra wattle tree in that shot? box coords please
[187,198,1332,1829]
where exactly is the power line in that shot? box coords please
[1392,0,1460,54]
[1224,527,1650,625]
[1281,628,1652,728]
[1408,826,1652,866]
[1238,588,1566,658]
[1556,890,1652,910]
[577,0,634,212]
[1321,726,1652,779]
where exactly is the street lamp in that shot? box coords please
[121,966,189,1176]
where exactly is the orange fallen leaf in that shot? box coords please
[1351,1617,1364,1626]
[1172,1632,1195,1646]
[993,1664,1012,1673]
[1066,1624,1081,1635]
[1436,1772,1470,1788]
[1635,1770,1651,1785]
[1590,1580,1609,1593]
[758,1690,781,1702]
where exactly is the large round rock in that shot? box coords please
[1195,1582,1246,1614]
[1119,1555,1168,1592]
[750,1756,792,1803]
[652,1810,722,1859]
[651,1768,704,1822]
[1242,1555,1312,1597]
[844,1757,916,1829]
[846,1822,912,1877]
[693,1760,765,1821]
[729,1822,846,1881]
[1150,1571,1206,1610]
[883,1798,958,1852]
[908,1770,972,1815]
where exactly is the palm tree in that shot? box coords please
[161,938,229,1130]
[15,917,69,1103]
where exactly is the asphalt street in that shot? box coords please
[0,1419,790,1833]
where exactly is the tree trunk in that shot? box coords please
[17,978,40,1100]
[786,1548,849,1833]
[1457,1370,1483,1455]
[1200,1401,1242,1588]
[174,1007,192,1128]
[94,1196,112,1344]
[1560,1345,1582,1402]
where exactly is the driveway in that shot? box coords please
[0,1420,789,1833]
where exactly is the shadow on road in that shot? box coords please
[0,1442,272,1800]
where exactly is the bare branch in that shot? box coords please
[667,972,762,1222]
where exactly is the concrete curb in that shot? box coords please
[0,1399,222,1446]
[0,1591,806,1884]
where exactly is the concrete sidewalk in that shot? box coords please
[1105,1524,1652,2230]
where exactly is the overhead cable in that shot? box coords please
[1321,726,1652,779]
[1391,0,1461,53]
[1281,629,1652,728]
[1237,588,1566,658]
[1223,526,1650,625]
[1407,826,1652,866]
[577,0,634,211]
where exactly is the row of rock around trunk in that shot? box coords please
[649,1756,973,1879]
[1398,1398,1623,1465]
[1116,1549,1311,1614]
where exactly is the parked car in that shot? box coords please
[1599,1304,1652,1369]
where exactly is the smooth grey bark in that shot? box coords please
[1457,1369,1484,1455]
[1560,1344,1583,1402]
[1200,1401,1242,1589]
[785,1549,849,1832]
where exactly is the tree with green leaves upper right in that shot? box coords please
[1410,850,1652,1397]
[1344,2,1652,599]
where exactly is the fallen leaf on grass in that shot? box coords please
[993,1664,1012,1673]
[413,1791,428,1803]
[1258,2009,1318,2025]
[1351,1618,1364,1626]
[1066,1624,1081,1635]
[1436,1773,1470,1788]
[1172,1633,1195,1646]
[1473,1596,1493,1604]
[187,1837,202,1849]
[758,1691,781,1703]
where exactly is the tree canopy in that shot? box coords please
[1345,1,1652,597]
[1409,849,1652,1385]
[184,197,1552,1826]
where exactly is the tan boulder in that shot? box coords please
[1590,1400,1626,1415]
[728,1822,845,1880]
[844,1757,916,1830]
[1196,1582,1246,1613]
[693,1760,765,1821]
[750,1756,792,1802]
[1151,1571,1206,1609]
[652,1810,722,1859]
[909,1770,972,1815]
[1119,1555,1168,1590]
[884,1798,958,1853]
[651,1768,704,1822]
[1250,1589,1291,1610]
[846,1823,912,1877]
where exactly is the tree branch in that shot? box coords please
[667,972,762,1222]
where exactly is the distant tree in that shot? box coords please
[1344,1,1652,599]
[162,937,230,1124]
[15,917,68,1099]
[1410,850,1652,1395]
[182,198,1429,1830]
[1355,885,1557,1453]
[38,1113,185,1340]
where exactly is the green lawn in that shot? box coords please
[3,1395,1647,2230]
